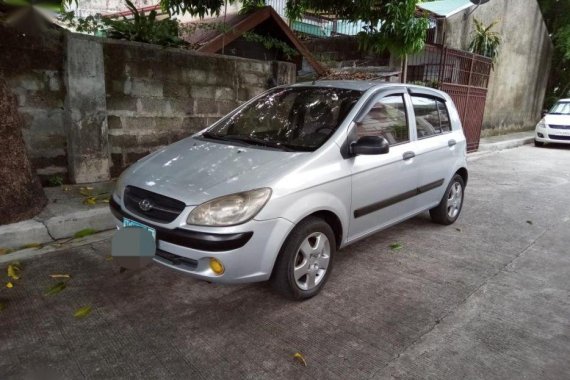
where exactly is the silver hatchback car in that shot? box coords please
[110,81,468,299]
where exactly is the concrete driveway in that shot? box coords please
[1,145,570,379]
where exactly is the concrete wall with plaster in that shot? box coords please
[1,27,296,184]
[0,26,67,180]
[444,0,552,130]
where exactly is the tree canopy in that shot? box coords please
[537,0,570,106]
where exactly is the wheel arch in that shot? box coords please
[456,167,468,186]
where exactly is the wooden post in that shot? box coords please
[462,52,476,123]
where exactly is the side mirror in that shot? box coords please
[542,109,549,117]
[350,136,390,156]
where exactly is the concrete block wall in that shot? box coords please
[103,39,294,176]
[0,26,68,180]
[1,27,297,183]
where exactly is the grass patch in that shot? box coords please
[73,228,97,239]
[19,243,42,250]
[389,243,403,251]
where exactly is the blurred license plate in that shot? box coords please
[123,218,156,240]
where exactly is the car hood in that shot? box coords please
[124,137,309,205]
[544,114,570,126]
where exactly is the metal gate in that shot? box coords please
[407,44,492,152]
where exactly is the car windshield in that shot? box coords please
[202,87,362,152]
[549,101,570,115]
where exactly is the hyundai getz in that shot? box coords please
[110,81,468,299]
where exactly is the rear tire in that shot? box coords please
[430,174,465,225]
[271,217,335,300]
[534,139,544,147]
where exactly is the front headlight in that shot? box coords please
[187,188,272,226]
[537,119,546,128]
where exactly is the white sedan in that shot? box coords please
[535,99,570,146]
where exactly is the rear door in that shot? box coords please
[409,93,460,207]
[347,91,420,241]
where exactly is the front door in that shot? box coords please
[348,93,419,241]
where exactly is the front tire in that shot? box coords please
[430,174,465,225]
[271,217,335,300]
[534,139,544,147]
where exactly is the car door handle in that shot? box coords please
[402,151,415,160]
[448,139,457,147]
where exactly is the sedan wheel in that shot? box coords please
[293,232,331,291]
[446,182,463,219]
[430,174,465,225]
[271,217,336,300]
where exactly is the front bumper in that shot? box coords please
[535,126,570,144]
[110,198,293,284]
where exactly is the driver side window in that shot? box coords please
[356,95,409,145]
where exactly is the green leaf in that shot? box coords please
[45,281,67,296]
[389,243,403,251]
[74,228,97,239]
[74,306,92,318]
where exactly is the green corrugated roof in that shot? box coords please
[417,0,474,18]
[292,21,328,37]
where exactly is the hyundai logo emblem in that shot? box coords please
[138,199,153,212]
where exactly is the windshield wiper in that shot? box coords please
[202,131,228,140]
[223,135,295,151]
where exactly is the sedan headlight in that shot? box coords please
[187,188,272,226]
[537,119,546,128]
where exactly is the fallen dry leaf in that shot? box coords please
[79,187,94,196]
[83,196,97,206]
[45,281,66,296]
[7,263,21,280]
[293,352,307,367]
[49,274,71,279]
[74,306,92,318]
[6,282,14,289]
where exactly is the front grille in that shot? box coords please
[549,125,570,130]
[124,186,185,223]
[548,134,570,141]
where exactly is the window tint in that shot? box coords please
[357,95,409,145]
[411,96,451,138]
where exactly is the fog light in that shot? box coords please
[537,133,544,138]
[209,258,225,275]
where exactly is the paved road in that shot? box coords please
[2,145,570,380]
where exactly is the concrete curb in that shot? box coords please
[477,135,534,152]
[0,230,115,265]
[0,205,115,250]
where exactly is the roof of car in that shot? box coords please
[292,81,449,99]
[293,80,397,92]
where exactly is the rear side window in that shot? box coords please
[411,96,451,138]
[356,95,409,145]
